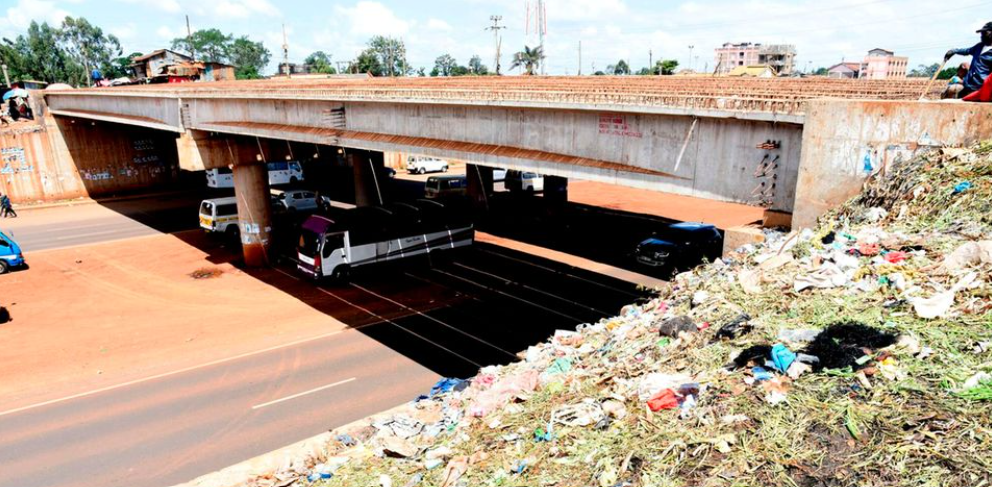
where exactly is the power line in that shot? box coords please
[486,15,506,75]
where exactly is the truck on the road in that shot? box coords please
[297,200,473,280]
[0,230,25,274]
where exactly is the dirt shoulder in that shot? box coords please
[0,231,347,411]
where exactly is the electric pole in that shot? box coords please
[688,45,694,72]
[486,16,506,75]
[185,15,195,62]
[578,41,582,76]
[282,24,290,77]
[649,49,653,70]
[527,0,547,74]
[1,64,10,88]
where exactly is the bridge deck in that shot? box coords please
[47,76,940,116]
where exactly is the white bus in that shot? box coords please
[297,200,473,280]
[205,161,305,188]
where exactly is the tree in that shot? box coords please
[417,67,426,77]
[106,51,142,79]
[1,21,76,84]
[909,63,940,78]
[171,28,231,63]
[305,51,336,74]
[937,66,958,80]
[813,67,829,76]
[656,59,679,75]
[59,16,122,85]
[432,54,457,76]
[350,49,383,75]
[510,45,544,75]
[228,36,270,79]
[468,55,489,75]
[360,36,408,76]
[607,59,630,75]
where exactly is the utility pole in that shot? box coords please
[649,49,653,70]
[688,45,694,72]
[186,15,195,62]
[486,16,506,75]
[335,61,348,74]
[282,24,290,77]
[578,41,582,76]
[528,0,547,75]
[1,64,10,88]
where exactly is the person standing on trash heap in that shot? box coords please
[945,22,992,98]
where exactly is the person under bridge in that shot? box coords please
[945,21,992,99]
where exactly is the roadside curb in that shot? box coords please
[170,402,413,487]
[12,189,197,212]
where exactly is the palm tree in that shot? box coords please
[511,45,544,75]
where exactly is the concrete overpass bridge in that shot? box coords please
[38,76,992,265]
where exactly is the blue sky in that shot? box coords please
[0,0,986,75]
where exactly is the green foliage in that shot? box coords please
[937,66,958,80]
[607,59,630,75]
[909,62,940,78]
[59,16,122,85]
[228,36,270,79]
[171,28,231,63]
[468,55,489,75]
[349,36,408,76]
[510,45,544,75]
[0,17,124,86]
[431,53,457,76]
[813,67,829,76]
[637,59,679,76]
[304,51,336,74]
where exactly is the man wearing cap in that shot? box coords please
[945,22,992,98]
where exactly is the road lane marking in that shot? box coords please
[430,268,586,323]
[0,329,346,418]
[348,282,519,360]
[452,262,611,318]
[306,282,483,369]
[252,377,357,410]
[476,247,643,298]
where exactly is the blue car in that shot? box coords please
[0,230,25,274]
[634,222,722,271]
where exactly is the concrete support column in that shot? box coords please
[233,163,273,267]
[466,164,494,213]
[351,150,386,207]
[543,175,569,205]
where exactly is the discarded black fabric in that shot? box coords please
[802,322,898,371]
[658,316,696,337]
[0,306,8,324]
[715,313,753,340]
[732,345,773,368]
[821,232,836,245]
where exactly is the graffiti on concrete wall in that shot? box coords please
[0,147,34,175]
[132,138,162,165]
[598,113,643,138]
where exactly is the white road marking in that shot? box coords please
[452,262,610,318]
[54,229,132,240]
[477,247,643,299]
[0,329,346,418]
[348,282,519,359]
[430,268,586,323]
[310,285,483,368]
[252,377,357,410]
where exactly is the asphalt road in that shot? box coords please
[1,192,650,487]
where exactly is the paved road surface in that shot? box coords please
[1,194,649,487]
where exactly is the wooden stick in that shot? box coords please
[920,59,949,100]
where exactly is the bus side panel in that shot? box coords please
[349,242,377,268]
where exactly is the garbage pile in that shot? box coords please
[252,144,992,487]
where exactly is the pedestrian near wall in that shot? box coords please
[0,194,16,218]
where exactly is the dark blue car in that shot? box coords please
[634,222,722,271]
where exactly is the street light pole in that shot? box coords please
[688,45,694,71]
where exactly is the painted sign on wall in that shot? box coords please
[1,147,34,174]
[598,113,643,138]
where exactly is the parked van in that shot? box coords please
[198,197,240,236]
[505,170,544,192]
[272,189,319,212]
[425,175,467,199]
[407,156,449,175]
[205,161,305,189]
[0,230,25,274]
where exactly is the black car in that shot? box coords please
[634,222,723,271]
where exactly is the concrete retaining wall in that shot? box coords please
[793,100,992,228]
[0,116,183,203]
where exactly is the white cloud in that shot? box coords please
[116,0,181,13]
[213,0,281,19]
[157,25,177,40]
[111,23,137,41]
[427,18,452,31]
[335,1,410,36]
[0,0,70,38]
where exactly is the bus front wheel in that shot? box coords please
[332,265,351,282]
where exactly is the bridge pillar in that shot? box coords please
[466,164,494,214]
[232,163,273,267]
[350,150,386,206]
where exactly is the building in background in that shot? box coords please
[715,43,796,75]
[860,48,908,79]
[727,65,777,77]
[130,50,194,81]
[826,62,862,79]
